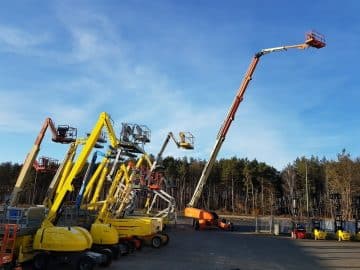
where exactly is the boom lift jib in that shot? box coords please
[185,31,326,230]
[146,132,195,221]
[42,140,83,209]
[9,118,76,206]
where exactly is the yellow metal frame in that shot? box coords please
[82,156,110,209]
[44,112,119,226]
[114,154,152,218]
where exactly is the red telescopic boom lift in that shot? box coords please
[185,31,326,230]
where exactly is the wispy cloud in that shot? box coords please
[1,1,355,170]
[0,25,50,53]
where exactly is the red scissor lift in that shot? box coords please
[0,224,21,270]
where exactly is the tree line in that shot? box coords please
[162,149,360,220]
[1,149,360,220]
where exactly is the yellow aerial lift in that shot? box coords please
[2,118,110,270]
[76,122,169,249]
[38,113,132,267]
[31,112,123,269]
[145,132,194,222]
[42,140,83,210]
[104,154,169,248]
[185,31,326,230]
[2,118,77,266]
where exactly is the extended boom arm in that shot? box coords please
[187,32,325,208]
[9,118,76,206]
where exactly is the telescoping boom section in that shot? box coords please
[185,31,326,230]
[9,118,76,206]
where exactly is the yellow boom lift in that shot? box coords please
[33,112,128,268]
[1,118,108,270]
[104,153,169,248]
[81,138,169,249]
[185,31,326,230]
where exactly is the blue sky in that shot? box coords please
[0,0,359,170]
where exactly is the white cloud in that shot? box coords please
[0,3,342,171]
[0,25,49,52]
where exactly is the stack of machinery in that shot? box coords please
[0,111,197,269]
[0,31,329,269]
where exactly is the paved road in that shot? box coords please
[24,222,360,270]
[295,240,360,270]
[108,224,329,270]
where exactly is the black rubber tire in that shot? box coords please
[151,236,162,248]
[3,262,14,270]
[118,243,129,256]
[33,252,49,270]
[162,233,170,245]
[134,237,143,250]
[77,255,95,270]
[99,248,113,267]
[127,241,135,253]
[111,245,120,260]
[194,220,200,230]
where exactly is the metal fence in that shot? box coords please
[223,215,359,234]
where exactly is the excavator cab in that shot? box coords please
[55,125,77,143]
[305,31,326,49]
[178,132,194,150]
